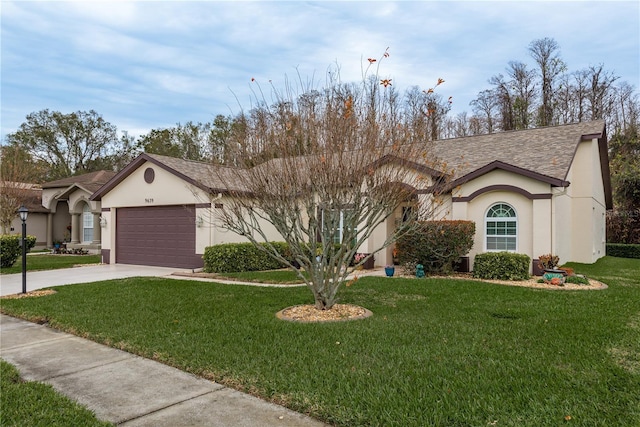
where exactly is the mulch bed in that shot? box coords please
[276,304,373,323]
[1,289,57,299]
[423,273,608,291]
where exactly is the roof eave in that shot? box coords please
[92,153,218,201]
[447,160,570,192]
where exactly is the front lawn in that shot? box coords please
[214,269,308,283]
[0,254,101,275]
[1,256,638,426]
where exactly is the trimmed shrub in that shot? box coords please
[203,242,288,273]
[473,252,530,281]
[0,234,36,268]
[566,275,590,285]
[606,243,640,259]
[396,220,475,274]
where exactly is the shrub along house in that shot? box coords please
[91,120,611,272]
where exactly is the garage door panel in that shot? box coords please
[116,205,203,269]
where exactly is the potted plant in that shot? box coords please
[384,265,395,277]
[538,253,562,272]
[538,253,565,284]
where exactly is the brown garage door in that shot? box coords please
[116,205,203,269]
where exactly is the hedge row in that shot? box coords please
[396,220,475,274]
[203,241,364,273]
[1,235,37,268]
[606,243,640,259]
[203,242,290,273]
[473,252,530,281]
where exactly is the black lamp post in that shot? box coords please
[18,205,28,294]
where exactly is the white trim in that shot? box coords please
[82,203,93,243]
[484,202,518,252]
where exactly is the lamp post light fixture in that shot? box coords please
[18,205,28,294]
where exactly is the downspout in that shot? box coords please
[210,192,223,244]
[551,185,568,257]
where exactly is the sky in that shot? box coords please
[2,1,639,141]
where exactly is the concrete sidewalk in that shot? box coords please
[0,314,328,427]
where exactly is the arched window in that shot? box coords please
[82,204,93,243]
[485,203,517,251]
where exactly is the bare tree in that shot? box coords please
[585,64,619,120]
[529,37,566,127]
[507,61,537,129]
[470,89,499,134]
[212,54,449,310]
[0,145,46,233]
[610,82,640,134]
[489,74,515,131]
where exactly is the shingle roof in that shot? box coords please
[42,170,117,193]
[143,154,248,193]
[92,120,610,207]
[431,120,606,184]
[21,188,48,213]
[91,154,249,200]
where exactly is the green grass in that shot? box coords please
[1,256,638,426]
[0,254,101,275]
[217,269,308,283]
[0,360,113,426]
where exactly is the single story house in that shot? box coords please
[4,183,49,249]
[91,120,611,272]
[41,170,116,250]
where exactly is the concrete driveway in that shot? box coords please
[0,264,183,297]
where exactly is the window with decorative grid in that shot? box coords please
[485,203,517,251]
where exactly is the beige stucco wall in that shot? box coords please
[9,213,48,248]
[101,162,210,208]
[42,186,103,247]
[100,162,283,263]
[101,161,213,263]
[446,136,608,270]
[455,169,551,196]
[561,137,607,263]
[195,199,283,251]
[451,169,554,272]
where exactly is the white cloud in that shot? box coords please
[1,0,638,140]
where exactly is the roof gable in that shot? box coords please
[449,160,570,189]
[431,120,606,183]
[91,153,246,201]
[43,170,117,193]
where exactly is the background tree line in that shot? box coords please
[1,38,638,243]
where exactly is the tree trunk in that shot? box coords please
[313,289,335,310]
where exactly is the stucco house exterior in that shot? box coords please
[4,183,49,249]
[41,170,116,250]
[91,120,611,272]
